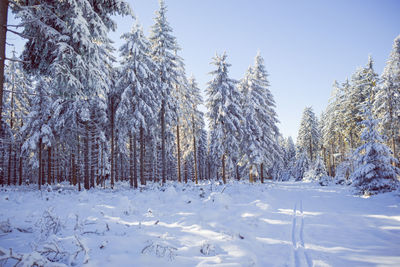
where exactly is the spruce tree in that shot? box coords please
[206,52,242,183]
[351,107,399,194]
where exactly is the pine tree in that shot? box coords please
[292,151,310,181]
[149,0,180,184]
[116,20,158,188]
[374,35,400,161]
[297,107,320,161]
[345,56,379,149]
[206,52,243,183]
[351,106,399,194]
[21,78,54,189]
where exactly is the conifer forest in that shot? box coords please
[0,1,399,266]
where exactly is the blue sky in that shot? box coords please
[6,0,400,140]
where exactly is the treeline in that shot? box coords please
[0,0,281,190]
[285,36,400,193]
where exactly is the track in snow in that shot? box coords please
[292,200,312,267]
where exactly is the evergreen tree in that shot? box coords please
[116,21,158,188]
[297,107,320,161]
[206,52,242,183]
[351,107,399,194]
[149,0,180,184]
[292,151,310,181]
[21,78,54,189]
[374,35,400,160]
[344,56,379,149]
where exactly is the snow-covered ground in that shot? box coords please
[0,181,399,266]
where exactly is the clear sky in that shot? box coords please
[6,0,400,141]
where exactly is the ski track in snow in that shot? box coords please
[291,200,312,267]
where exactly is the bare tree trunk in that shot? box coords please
[192,115,198,184]
[177,123,181,182]
[38,138,42,190]
[260,163,264,183]
[129,132,134,188]
[249,165,253,183]
[133,133,138,189]
[236,165,240,181]
[0,0,8,129]
[7,144,12,186]
[84,123,89,190]
[77,133,81,191]
[222,154,226,184]
[161,101,166,184]
[184,160,188,183]
[140,126,145,186]
[18,144,22,185]
[110,102,115,189]
[47,146,52,185]
[90,125,96,189]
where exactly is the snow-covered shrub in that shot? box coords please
[200,242,217,256]
[0,247,65,267]
[36,208,62,240]
[351,109,400,194]
[0,219,12,233]
[141,240,177,260]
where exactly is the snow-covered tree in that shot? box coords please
[206,52,242,183]
[374,35,400,160]
[297,107,320,161]
[2,52,32,185]
[149,0,181,184]
[344,56,379,149]
[351,107,399,194]
[292,151,310,181]
[21,78,54,189]
[116,21,158,188]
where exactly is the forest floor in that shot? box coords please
[0,181,399,266]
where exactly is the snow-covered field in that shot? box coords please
[0,181,399,266]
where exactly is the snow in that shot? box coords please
[0,181,399,266]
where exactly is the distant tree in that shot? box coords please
[297,107,320,161]
[292,151,310,181]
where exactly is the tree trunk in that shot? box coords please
[7,144,12,186]
[192,115,198,184]
[129,132,134,188]
[133,133,138,189]
[222,154,226,184]
[47,146,52,185]
[18,144,22,185]
[77,133,81,191]
[236,164,240,181]
[249,165,253,183]
[140,126,145,186]
[309,137,313,162]
[110,101,115,189]
[184,160,188,183]
[38,138,42,190]
[90,125,96,189]
[177,123,181,182]
[260,163,264,183]
[0,0,8,129]
[161,100,166,184]
[84,123,89,190]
